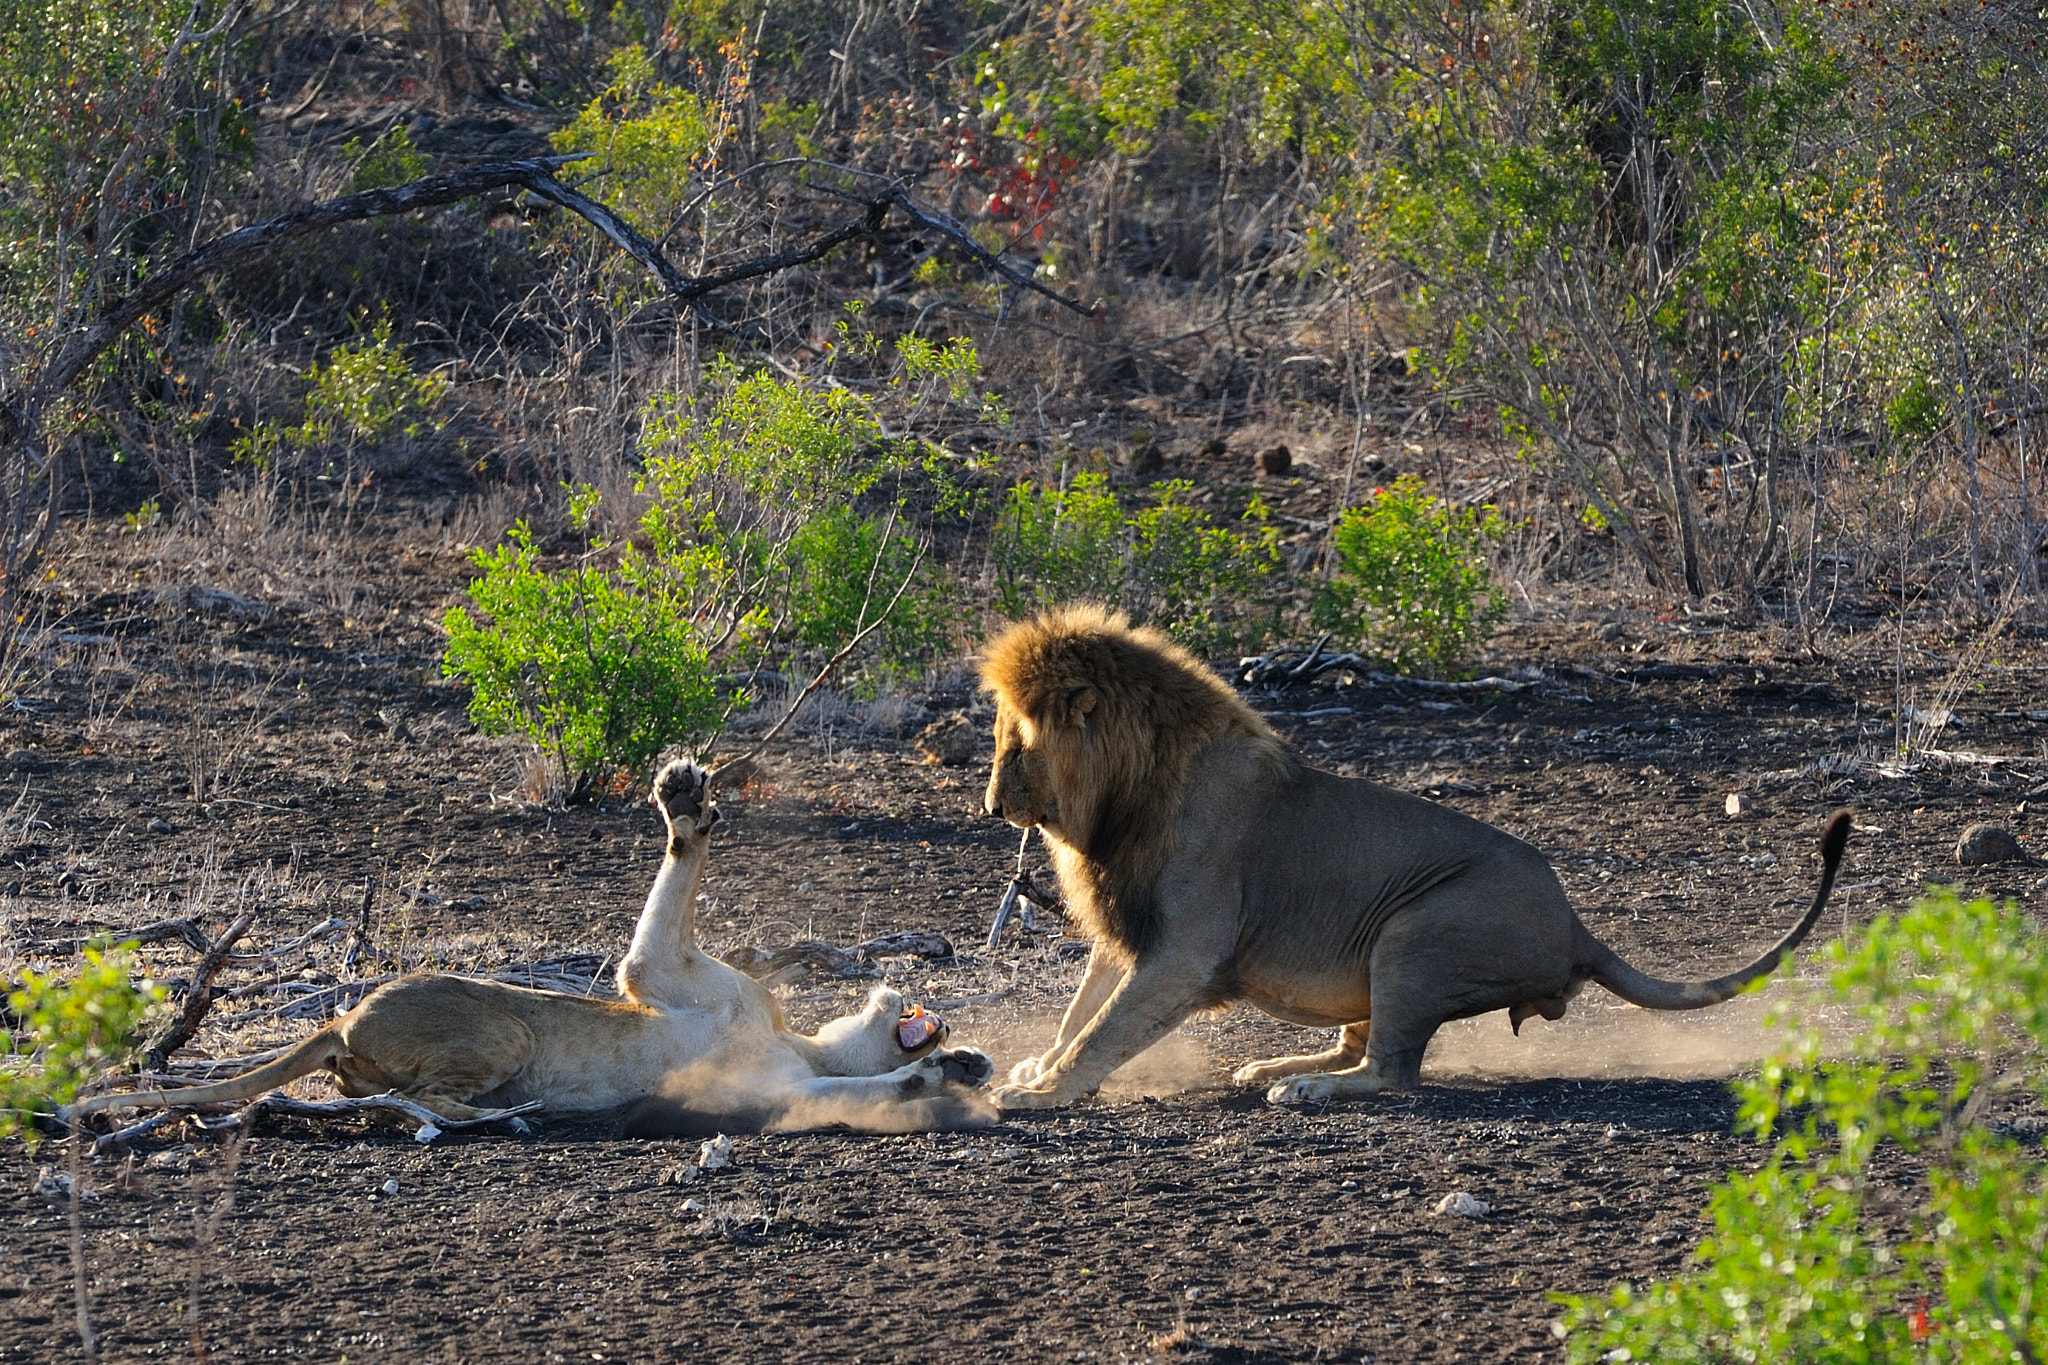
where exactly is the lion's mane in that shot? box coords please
[981,605,1298,956]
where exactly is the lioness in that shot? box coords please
[68,759,993,1134]
[980,606,1850,1111]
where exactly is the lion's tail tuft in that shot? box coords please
[1587,808,1853,1011]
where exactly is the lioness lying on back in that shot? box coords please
[979,606,1850,1110]
[68,760,993,1135]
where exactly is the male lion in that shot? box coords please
[68,759,993,1135]
[980,605,1850,1111]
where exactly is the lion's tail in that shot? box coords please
[63,1024,344,1121]
[1585,808,1852,1011]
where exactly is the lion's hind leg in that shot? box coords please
[1232,1021,1368,1086]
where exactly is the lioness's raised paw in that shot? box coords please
[651,759,719,840]
[938,1048,994,1088]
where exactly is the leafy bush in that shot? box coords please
[441,523,722,800]
[1313,474,1506,676]
[1560,889,2048,1364]
[234,316,448,471]
[2,944,162,1146]
[443,364,965,798]
[993,472,1281,654]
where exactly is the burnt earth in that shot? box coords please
[4,531,2047,1362]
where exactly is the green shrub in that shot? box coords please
[1313,474,1506,676]
[441,523,722,800]
[443,363,965,798]
[2,944,162,1146]
[233,316,448,471]
[992,472,1281,654]
[1559,889,2048,1364]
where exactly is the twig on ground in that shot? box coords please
[228,1093,543,1140]
[142,909,256,1072]
[88,1110,184,1157]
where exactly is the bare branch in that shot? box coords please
[141,909,256,1072]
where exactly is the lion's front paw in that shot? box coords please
[938,1048,995,1088]
[989,1081,1067,1112]
[651,759,719,838]
[1005,1055,1047,1086]
[1266,1075,1337,1105]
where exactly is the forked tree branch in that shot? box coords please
[2,153,1097,445]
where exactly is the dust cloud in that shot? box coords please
[1424,979,1849,1081]
[950,1014,1221,1099]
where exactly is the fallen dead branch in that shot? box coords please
[226,1094,542,1142]
[141,909,256,1072]
[1237,646,1540,694]
[721,930,954,985]
[22,917,212,956]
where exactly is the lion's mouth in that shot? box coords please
[896,1004,945,1051]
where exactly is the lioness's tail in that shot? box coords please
[63,1024,343,1121]
[1586,808,1852,1011]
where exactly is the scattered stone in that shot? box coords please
[413,1122,441,1145]
[379,1178,400,1196]
[1256,443,1292,476]
[1431,1191,1490,1219]
[681,1198,706,1213]
[1956,823,2031,866]
[914,712,977,767]
[144,1145,195,1171]
[698,1135,734,1170]
[33,1167,71,1198]
[1724,792,1753,819]
[1599,621,1626,642]
[147,817,176,834]
[1201,436,1229,458]
[659,1165,701,1186]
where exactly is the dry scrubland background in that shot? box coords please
[2,0,2047,1361]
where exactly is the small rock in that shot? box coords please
[1957,823,2031,866]
[698,1135,734,1170]
[413,1123,442,1145]
[1126,442,1164,478]
[33,1167,71,1198]
[1257,444,1292,476]
[1725,792,1753,819]
[658,1165,701,1186]
[1599,621,1625,642]
[1431,1191,1490,1219]
[379,1178,400,1197]
[681,1198,705,1213]
[1201,436,1229,458]
[147,817,176,835]
[144,1145,195,1171]
[914,713,978,767]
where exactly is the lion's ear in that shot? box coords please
[1065,687,1099,725]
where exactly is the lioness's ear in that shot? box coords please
[1065,687,1099,725]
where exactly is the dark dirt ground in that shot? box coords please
[4,513,2048,1363]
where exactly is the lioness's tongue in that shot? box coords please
[897,1006,942,1050]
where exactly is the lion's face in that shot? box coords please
[984,692,1102,840]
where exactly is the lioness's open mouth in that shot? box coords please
[896,1004,945,1050]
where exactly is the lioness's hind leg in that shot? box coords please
[1233,1021,1368,1086]
[336,996,536,1118]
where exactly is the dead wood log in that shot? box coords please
[22,918,212,956]
[720,930,954,983]
[140,910,255,1072]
